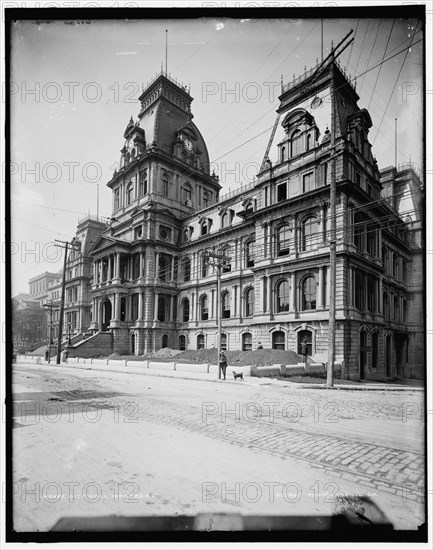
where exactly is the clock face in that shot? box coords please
[184,139,193,151]
[311,96,322,109]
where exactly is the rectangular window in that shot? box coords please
[277,182,287,201]
[303,172,314,193]
[316,163,327,186]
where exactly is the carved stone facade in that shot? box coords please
[86,66,423,381]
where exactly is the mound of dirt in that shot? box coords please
[172,348,302,367]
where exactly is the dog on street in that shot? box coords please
[232,370,244,381]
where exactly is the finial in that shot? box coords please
[304,66,307,74]
[316,57,319,66]
[292,73,295,81]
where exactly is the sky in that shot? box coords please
[8,9,425,295]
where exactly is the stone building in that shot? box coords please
[85,59,423,381]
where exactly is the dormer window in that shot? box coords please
[290,129,303,157]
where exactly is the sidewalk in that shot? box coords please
[15,356,424,392]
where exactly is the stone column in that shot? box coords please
[348,266,353,308]
[139,252,144,279]
[290,272,296,312]
[114,253,119,279]
[108,255,112,281]
[267,276,272,314]
[155,252,160,279]
[317,267,324,309]
[154,293,159,321]
[171,256,175,281]
[114,293,120,320]
[138,292,143,320]
[169,295,174,322]
[327,266,331,307]
[232,286,237,316]
[238,284,243,322]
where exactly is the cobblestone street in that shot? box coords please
[11,362,425,532]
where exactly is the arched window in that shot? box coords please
[301,217,318,251]
[276,225,290,256]
[290,129,303,157]
[245,287,254,317]
[114,188,120,210]
[245,240,255,268]
[276,280,290,312]
[183,228,189,242]
[162,334,168,348]
[162,173,169,197]
[354,213,363,250]
[200,295,208,321]
[158,296,167,322]
[222,292,230,318]
[302,276,317,310]
[355,272,364,310]
[242,332,252,351]
[203,192,209,207]
[182,183,192,204]
[197,334,205,349]
[182,258,191,281]
[201,253,209,278]
[382,246,388,272]
[383,292,389,321]
[221,333,227,351]
[372,331,379,369]
[126,182,134,206]
[222,246,232,272]
[179,335,186,351]
[393,253,399,279]
[394,296,400,321]
[367,277,375,313]
[182,298,190,322]
[272,331,285,350]
[221,212,230,228]
[159,254,169,282]
[297,329,312,356]
[402,299,407,322]
[201,220,209,236]
[306,133,312,151]
[139,170,147,196]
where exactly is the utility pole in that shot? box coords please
[206,248,231,379]
[55,238,79,364]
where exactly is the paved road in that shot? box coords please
[11,362,425,532]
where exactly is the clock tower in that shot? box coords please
[90,71,221,355]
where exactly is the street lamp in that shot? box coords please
[43,302,59,364]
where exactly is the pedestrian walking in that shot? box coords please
[219,351,227,380]
[44,349,49,362]
[62,349,69,364]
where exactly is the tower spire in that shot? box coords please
[165,29,168,76]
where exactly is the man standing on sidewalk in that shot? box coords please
[219,351,227,380]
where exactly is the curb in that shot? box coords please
[14,357,423,391]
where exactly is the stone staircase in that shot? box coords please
[68,332,113,358]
